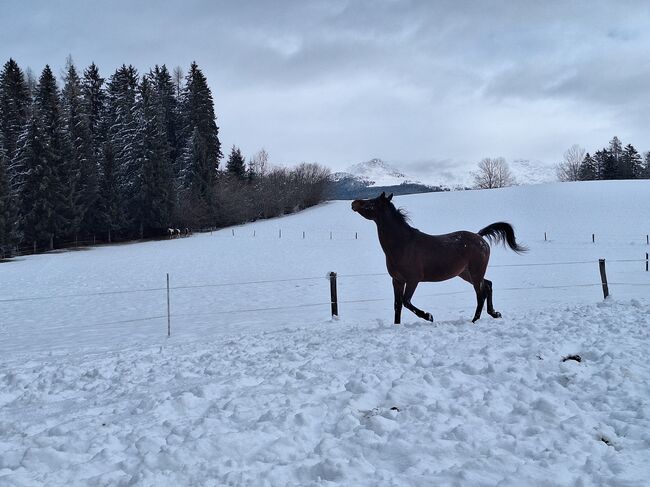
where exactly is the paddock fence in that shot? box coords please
[1,255,649,340]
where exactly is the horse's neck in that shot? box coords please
[375,214,412,253]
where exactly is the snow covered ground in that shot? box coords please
[1,181,650,485]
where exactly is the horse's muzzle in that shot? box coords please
[351,200,362,212]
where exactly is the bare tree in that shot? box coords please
[556,144,585,182]
[250,148,269,177]
[172,66,184,98]
[472,157,516,189]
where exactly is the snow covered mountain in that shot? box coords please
[328,158,444,199]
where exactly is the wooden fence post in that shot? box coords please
[592,233,595,243]
[166,273,171,337]
[303,231,305,239]
[355,232,358,239]
[544,232,547,242]
[330,231,332,240]
[329,272,338,318]
[279,229,282,239]
[232,229,234,237]
[646,252,648,272]
[598,259,609,299]
[646,234,648,245]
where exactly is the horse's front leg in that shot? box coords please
[392,278,405,324]
[403,281,434,322]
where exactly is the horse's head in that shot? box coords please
[351,192,393,221]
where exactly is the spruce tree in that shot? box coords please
[132,75,175,237]
[620,143,642,179]
[578,152,597,181]
[151,65,181,179]
[14,113,55,249]
[0,59,31,165]
[97,141,122,242]
[28,65,69,249]
[179,62,221,218]
[80,62,105,237]
[226,145,246,179]
[104,65,139,234]
[605,136,623,179]
[62,58,93,239]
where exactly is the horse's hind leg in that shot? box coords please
[484,279,502,318]
[403,281,434,322]
[471,281,487,323]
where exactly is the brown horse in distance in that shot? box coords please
[352,192,527,324]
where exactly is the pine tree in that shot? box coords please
[151,65,181,178]
[26,65,69,249]
[226,145,246,179]
[97,141,122,242]
[578,152,597,181]
[605,136,623,179]
[178,62,221,218]
[61,57,93,239]
[642,152,650,179]
[104,65,139,234]
[0,59,31,161]
[132,75,175,237]
[620,143,642,179]
[14,113,56,249]
[80,62,105,236]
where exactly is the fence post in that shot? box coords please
[329,271,338,318]
[253,230,256,237]
[279,229,282,239]
[355,232,358,239]
[598,259,609,299]
[592,233,595,243]
[544,232,547,242]
[232,229,234,237]
[646,252,648,272]
[330,231,332,240]
[303,231,305,239]
[647,234,648,245]
[166,273,171,337]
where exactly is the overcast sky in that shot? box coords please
[2,0,650,179]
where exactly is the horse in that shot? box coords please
[167,228,174,239]
[351,192,527,324]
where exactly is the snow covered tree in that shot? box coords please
[472,157,516,189]
[131,75,175,237]
[61,58,93,239]
[104,65,139,233]
[0,59,31,166]
[180,63,222,215]
[14,113,59,249]
[226,145,246,179]
[642,152,650,179]
[150,65,181,178]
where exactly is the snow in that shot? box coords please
[1,180,650,485]
[336,158,419,187]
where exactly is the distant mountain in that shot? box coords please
[327,158,446,200]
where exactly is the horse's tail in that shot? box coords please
[478,222,528,254]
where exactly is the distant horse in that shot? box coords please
[167,228,174,239]
[351,192,527,324]
[174,228,181,238]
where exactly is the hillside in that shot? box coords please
[1,181,649,485]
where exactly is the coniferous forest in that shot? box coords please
[0,58,330,256]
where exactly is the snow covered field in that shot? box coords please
[1,181,650,485]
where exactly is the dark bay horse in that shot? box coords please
[352,192,527,324]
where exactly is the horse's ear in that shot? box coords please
[387,193,393,201]
[380,191,386,199]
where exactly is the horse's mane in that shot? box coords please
[387,202,412,227]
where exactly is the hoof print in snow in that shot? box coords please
[562,354,582,363]
[390,406,400,412]
[600,436,613,447]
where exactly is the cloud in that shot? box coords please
[3,0,650,170]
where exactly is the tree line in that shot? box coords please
[0,58,329,255]
[557,137,650,182]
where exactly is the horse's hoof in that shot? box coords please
[472,317,479,323]
[425,313,434,322]
[493,311,502,319]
